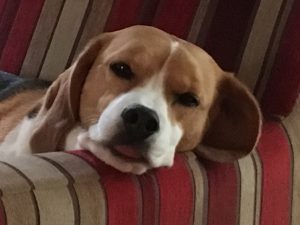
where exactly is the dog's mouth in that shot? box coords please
[109,144,148,163]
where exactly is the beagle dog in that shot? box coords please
[0,26,262,174]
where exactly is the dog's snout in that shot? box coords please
[121,105,159,141]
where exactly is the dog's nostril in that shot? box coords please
[146,119,159,132]
[124,110,139,124]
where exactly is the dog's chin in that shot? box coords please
[78,133,151,174]
[100,146,151,175]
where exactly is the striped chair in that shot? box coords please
[0,1,299,225]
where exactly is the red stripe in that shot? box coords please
[139,174,160,225]
[0,0,7,20]
[262,0,300,117]
[202,0,258,71]
[152,0,200,39]
[203,161,238,225]
[0,0,44,74]
[257,121,291,225]
[0,0,20,57]
[0,191,6,225]
[155,154,194,225]
[138,0,160,26]
[104,0,145,32]
[69,150,140,225]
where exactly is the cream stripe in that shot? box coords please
[74,182,106,225]
[0,162,36,225]
[0,153,74,225]
[0,154,68,188]
[185,152,206,225]
[70,0,114,63]
[187,0,212,44]
[39,0,90,81]
[36,155,80,225]
[40,152,106,225]
[194,0,220,46]
[252,150,262,225]
[282,104,300,225]
[255,0,295,99]
[34,188,74,225]
[238,155,256,225]
[0,162,31,193]
[237,0,285,90]
[2,193,36,225]
[20,0,65,78]
[38,152,100,182]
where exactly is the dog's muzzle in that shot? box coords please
[109,104,160,160]
[85,89,182,172]
[121,104,159,142]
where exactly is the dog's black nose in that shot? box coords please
[121,105,159,141]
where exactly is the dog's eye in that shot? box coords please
[110,62,134,80]
[175,92,199,107]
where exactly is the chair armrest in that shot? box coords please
[0,116,299,225]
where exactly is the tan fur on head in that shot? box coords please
[78,26,262,163]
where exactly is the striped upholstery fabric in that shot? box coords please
[0,0,299,116]
[0,113,299,225]
[261,0,300,117]
[1,1,300,225]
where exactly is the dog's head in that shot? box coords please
[30,26,262,173]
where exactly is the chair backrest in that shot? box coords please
[0,0,299,117]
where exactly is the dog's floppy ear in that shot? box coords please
[29,34,112,153]
[197,73,262,162]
